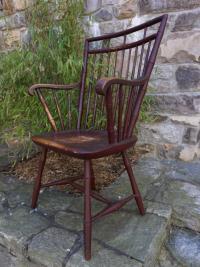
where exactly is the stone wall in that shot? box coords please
[0,0,32,51]
[1,0,200,161]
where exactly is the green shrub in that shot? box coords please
[0,0,84,145]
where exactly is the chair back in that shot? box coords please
[32,15,167,136]
[78,15,168,142]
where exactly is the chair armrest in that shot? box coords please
[28,82,81,96]
[95,77,148,96]
[95,76,148,143]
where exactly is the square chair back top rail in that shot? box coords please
[28,14,168,260]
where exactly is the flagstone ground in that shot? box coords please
[0,146,200,266]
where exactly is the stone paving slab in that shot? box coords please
[28,227,78,267]
[0,245,43,267]
[146,174,200,232]
[93,211,169,267]
[54,198,171,267]
[0,157,199,266]
[155,246,182,267]
[36,189,77,216]
[66,240,143,267]
[0,206,50,256]
[160,159,200,186]
[167,227,200,267]
[102,157,163,200]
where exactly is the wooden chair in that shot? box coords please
[28,14,168,260]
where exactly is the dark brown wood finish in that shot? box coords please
[28,14,168,260]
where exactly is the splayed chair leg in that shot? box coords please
[84,160,92,260]
[122,152,145,215]
[90,163,96,191]
[31,148,48,209]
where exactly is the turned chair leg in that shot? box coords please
[31,148,48,209]
[122,152,145,215]
[90,163,96,191]
[84,160,92,260]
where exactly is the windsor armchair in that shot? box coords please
[28,14,168,260]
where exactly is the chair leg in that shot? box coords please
[31,148,48,209]
[122,152,145,215]
[90,163,96,191]
[84,160,92,260]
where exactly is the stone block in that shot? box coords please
[156,246,182,267]
[10,12,26,28]
[2,0,14,15]
[138,121,185,145]
[169,114,200,127]
[139,0,200,14]
[13,0,31,11]
[179,144,200,161]
[113,0,137,20]
[167,227,200,266]
[163,159,200,186]
[93,211,169,266]
[6,182,33,208]
[0,12,26,30]
[55,211,83,232]
[183,127,200,144]
[94,8,112,22]
[102,157,163,199]
[37,189,75,216]
[0,207,49,256]
[0,245,41,267]
[149,64,177,93]
[176,65,200,90]
[146,179,200,231]
[148,92,200,114]
[0,18,6,29]
[85,0,102,14]
[145,201,172,220]
[99,18,132,34]
[0,173,20,192]
[158,31,200,64]
[150,64,200,92]
[3,28,21,48]
[28,227,77,267]
[66,240,143,267]
[2,0,31,14]
[102,0,120,5]
[156,144,183,160]
[172,9,200,32]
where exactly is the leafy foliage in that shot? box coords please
[0,0,84,144]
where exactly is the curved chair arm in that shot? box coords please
[28,82,81,96]
[95,77,148,96]
[95,76,149,143]
[28,82,81,131]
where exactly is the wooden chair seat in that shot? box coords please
[32,130,137,159]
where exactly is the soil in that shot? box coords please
[13,145,151,193]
